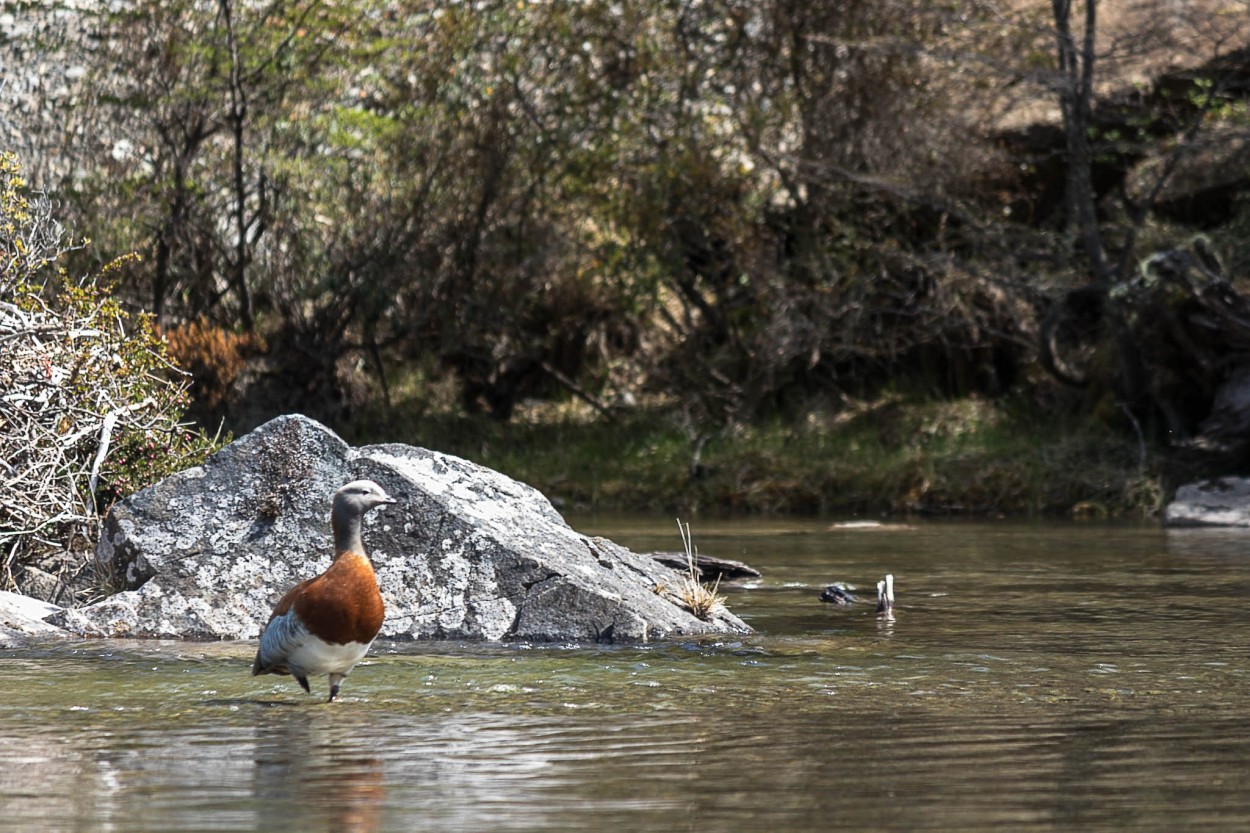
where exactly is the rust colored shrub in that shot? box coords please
[162,318,265,412]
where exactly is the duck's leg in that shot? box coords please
[295,673,311,694]
[328,673,346,702]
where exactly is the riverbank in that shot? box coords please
[342,393,1166,519]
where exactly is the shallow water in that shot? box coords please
[4,518,1250,832]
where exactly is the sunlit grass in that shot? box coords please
[341,391,1165,517]
[672,519,726,620]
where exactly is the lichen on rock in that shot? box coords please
[75,414,750,642]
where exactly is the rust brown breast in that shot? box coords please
[290,552,385,645]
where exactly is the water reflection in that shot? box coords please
[4,519,1250,831]
[255,712,384,833]
[1165,525,1250,561]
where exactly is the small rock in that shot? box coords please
[648,552,762,582]
[0,590,70,643]
[819,583,857,605]
[11,565,67,605]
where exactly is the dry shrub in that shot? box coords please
[0,152,222,602]
[162,318,265,412]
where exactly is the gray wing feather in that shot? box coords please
[252,610,310,676]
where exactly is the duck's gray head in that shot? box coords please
[333,480,397,518]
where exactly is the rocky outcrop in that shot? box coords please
[69,414,748,642]
[1163,477,1250,527]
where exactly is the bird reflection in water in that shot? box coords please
[255,713,384,833]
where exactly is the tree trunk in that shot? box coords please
[220,0,254,330]
[1050,0,1146,404]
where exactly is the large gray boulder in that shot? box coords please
[1163,477,1250,527]
[70,414,748,642]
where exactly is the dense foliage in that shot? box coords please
[5,0,1250,463]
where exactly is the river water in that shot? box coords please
[3,517,1249,832]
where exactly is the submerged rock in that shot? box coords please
[1164,477,1250,527]
[74,414,749,642]
[819,583,857,605]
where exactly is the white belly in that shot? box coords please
[286,636,372,676]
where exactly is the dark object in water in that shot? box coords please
[819,583,857,605]
[649,552,762,583]
[820,575,896,613]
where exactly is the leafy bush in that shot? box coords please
[0,152,223,602]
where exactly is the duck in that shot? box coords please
[876,573,895,615]
[251,479,396,702]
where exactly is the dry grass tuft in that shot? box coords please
[673,519,726,621]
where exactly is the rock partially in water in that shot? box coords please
[1164,477,1250,527]
[0,590,66,645]
[647,552,762,583]
[75,414,749,642]
[819,583,857,605]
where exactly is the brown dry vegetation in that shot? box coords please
[162,318,265,415]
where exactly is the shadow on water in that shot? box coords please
[4,517,1250,831]
[203,698,306,708]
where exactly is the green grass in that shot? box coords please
[340,394,1165,518]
